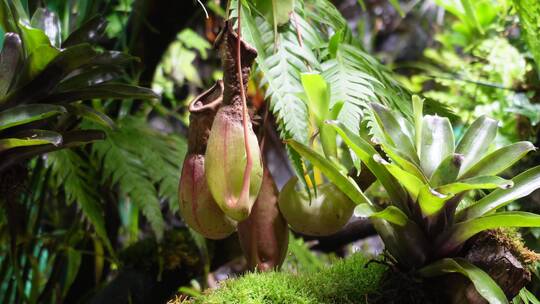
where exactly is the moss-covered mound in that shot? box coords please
[194,253,387,304]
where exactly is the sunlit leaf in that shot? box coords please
[442,211,540,255]
[354,203,409,226]
[430,153,463,187]
[459,165,540,220]
[287,139,371,206]
[420,115,454,178]
[30,8,61,47]
[460,142,536,179]
[436,176,513,195]
[371,103,418,163]
[329,120,407,204]
[374,154,424,200]
[455,115,498,174]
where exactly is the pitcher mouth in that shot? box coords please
[189,80,224,113]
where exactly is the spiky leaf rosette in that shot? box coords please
[288,97,540,303]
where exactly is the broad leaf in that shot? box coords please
[253,0,294,27]
[420,115,454,178]
[30,8,61,48]
[354,203,409,226]
[417,185,449,216]
[0,129,62,152]
[412,95,423,153]
[371,103,418,163]
[65,104,115,129]
[381,143,427,183]
[62,16,107,48]
[374,154,424,200]
[301,72,330,124]
[0,33,22,96]
[287,139,371,206]
[329,120,406,204]
[460,142,536,179]
[459,165,540,220]
[419,258,507,304]
[45,83,159,103]
[0,104,66,130]
[436,176,513,195]
[301,73,336,158]
[456,115,498,174]
[4,43,98,105]
[461,0,484,34]
[430,153,463,187]
[442,211,540,255]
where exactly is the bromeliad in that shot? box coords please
[288,96,540,303]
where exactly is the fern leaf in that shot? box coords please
[48,150,113,253]
[92,117,186,238]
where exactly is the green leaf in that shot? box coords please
[57,66,123,91]
[287,139,372,206]
[460,142,536,179]
[412,95,423,153]
[458,165,540,220]
[322,45,380,133]
[30,8,61,48]
[514,0,540,77]
[65,104,115,129]
[18,20,55,56]
[63,248,81,297]
[46,83,159,103]
[0,104,66,130]
[371,103,418,163]
[430,153,463,187]
[456,115,498,174]
[0,130,105,173]
[253,0,294,27]
[442,211,540,255]
[389,0,405,17]
[436,176,514,195]
[381,143,427,183]
[0,33,22,96]
[49,149,114,256]
[4,43,97,105]
[417,185,449,216]
[241,10,311,145]
[420,115,454,178]
[354,203,408,226]
[328,120,406,204]
[374,154,425,201]
[419,258,507,304]
[301,72,336,158]
[62,15,106,48]
[301,72,330,124]
[460,0,484,34]
[0,129,62,152]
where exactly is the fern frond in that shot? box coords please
[48,150,113,253]
[92,118,186,240]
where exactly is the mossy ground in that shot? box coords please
[192,253,387,304]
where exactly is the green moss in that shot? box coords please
[194,253,387,304]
